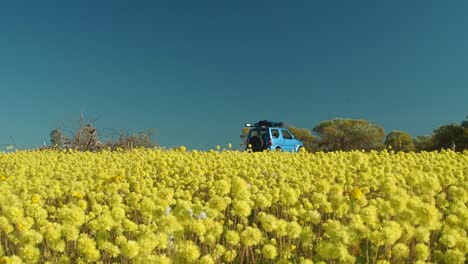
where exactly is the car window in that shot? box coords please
[282,130,292,139]
[250,128,267,138]
[271,129,280,138]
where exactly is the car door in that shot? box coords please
[280,129,295,151]
[270,128,281,149]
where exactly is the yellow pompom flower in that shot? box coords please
[98,240,120,258]
[150,255,171,264]
[414,227,430,243]
[214,180,230,195]
[392,243,409,260]
[439,228,459,248]
[380,221,402,245]
[57,255,70,264]
[275,219,288,237]
[0,217,14,235]
[73,192,83,199]
[261,244,278,259]
[121,240,140,259]
[175,241,200,263]
[255,193,272,209]
[299,258,314,264]
[231,177,251,200]
[31,195,40,204]
[189,220,206,239]
[351,187,363,200]
[0,142,465,263]
[443,249,465,264]
[0,256,23,264]
[58,206,86,227]
[19,245,40,264]
[241,227,263,246]
[212,244,226,259]
[122,219,139,233]
[111,206,126,221]
[286,221,302,239]
[309,210,322,224]
[316,241,339,260]
[223,250,237,263]
[258,212,278,232]
[199,254,215,264]
[225,230,240,246]
[414,243,429,261]
[62,224,80,241]
[233,200,251,218]
[300,229,315,247]
[77,234,100,262]
[281,187,299,205]
[20,230,43,245]
[208,196,228,212]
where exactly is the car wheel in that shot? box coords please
[275,147,281,152]
[249,136,264,151]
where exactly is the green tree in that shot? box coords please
[462,116,468,128]
[313,118,385,151]
[115,129,157,149]
[50,129,65,147]
[432,124,467,152]
[413,135,433,152]
[287,125,318,152]
[384,131,414,152]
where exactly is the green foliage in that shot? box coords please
[49,124,156,151]
[413,136,433,152]
[431,124,467,152]
[50,129,64,147]
[462,121,468,129]
[385,131,414,152]
[107,129,157,150]
[286,125,318,152]
[313,119,385,151]
[462,116,468,129]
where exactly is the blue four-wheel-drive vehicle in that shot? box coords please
[243,120,304,152]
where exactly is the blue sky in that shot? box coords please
[0,0,467,150]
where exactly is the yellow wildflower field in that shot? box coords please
[0,149,466,263]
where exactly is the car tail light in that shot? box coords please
[268,138,272,146]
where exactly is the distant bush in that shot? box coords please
[48,116,156,152]
[102,129,157,150]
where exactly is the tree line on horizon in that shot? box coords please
[48,126,156,152]
[45,114,157,152]
[283,117,468,153]
[41,115,468,153]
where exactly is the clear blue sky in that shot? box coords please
[1,0,467,150]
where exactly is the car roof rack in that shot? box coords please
[245,120,284,128]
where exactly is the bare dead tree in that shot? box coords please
[47,109,156,152]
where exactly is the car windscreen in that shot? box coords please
[281,129,292,139]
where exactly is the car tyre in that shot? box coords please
[249,136,264,151]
